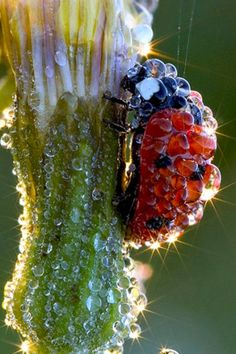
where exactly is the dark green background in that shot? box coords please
[0,0,236,353]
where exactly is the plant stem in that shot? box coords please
[3,93,137,353]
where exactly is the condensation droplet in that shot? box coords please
[86,295,102,312]
[92,188,104,201]
[54,50,67,66]
[32,265,44,277]
[70,208,80,223]
[88,279,102,292]
[136,78,160,100]
[132,24,153,43]
[117,276,130,289]
[107,289,121,304]
[61,261,69,270]
[45,65,54,78]
[129,322,141,339]
[0,133,12,149]
[71,158,81,171]
[46,243,53,254]
[118,303,131,315]
[28,279,39,290]
[102,256,113,268]
[93,233,105,251]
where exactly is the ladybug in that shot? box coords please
[105,59,221,246]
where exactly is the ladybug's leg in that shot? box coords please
[103,91,129,108]
[103,118,130,134]
[112,190,137,225]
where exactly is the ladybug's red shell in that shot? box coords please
[127,109,220,245]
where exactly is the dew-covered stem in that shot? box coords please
[2,93,144,353]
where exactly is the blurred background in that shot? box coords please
[0,0,236,353]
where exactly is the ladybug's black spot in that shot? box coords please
[146,217,163,230]
[155,155,172,169]
[161,77,177,95]
[190,164,206,180]
[146,217,171,230]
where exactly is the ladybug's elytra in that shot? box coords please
[106,59,221,246]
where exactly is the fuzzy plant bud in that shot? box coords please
[0,0,158,353]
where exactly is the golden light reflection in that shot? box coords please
[138,42,151,57]
[201,186,218,201]
[20,341,30,354]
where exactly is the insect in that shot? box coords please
[105,58,221,246]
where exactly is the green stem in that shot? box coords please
[3,93,139,353]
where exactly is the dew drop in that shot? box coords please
[134,294,148,311]
[23,311,32,323]
[45,65,54,78]
[70,208,80,223]
[128,287,140,300]
[88,279,102,292]
[28,279,39,290]
[86,295,102,312]
[68,325,75,333]
[32,265,44,277]
[45,144,57,158]
[93,233,105,251]
[166,63,178,78]
[117,276,130,289]
[44,162,54,174]
[113,321,125,333]
[129,322,141,339]
[132,24,153,43]
[54,50,67,66]
[118,303,131,315]
[0,133,12,149]
[92,188,104,201]
[46,243,53,254]
[61,261,69,271]
[136,77,160,100]
[71,158,81,171]
[53,302,61,314]
[107,289,121,304]
[102,256,113,268]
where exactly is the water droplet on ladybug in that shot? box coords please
[190,104,203,125]
[201,164,221,201]
[165,63,178,78]
[162,77,177,95]
[170,95,187,109]
[143,59,166,78]
[167,133,189,156]
[153,79,168,100]
[127,64,142,79]
[136,77,161,100]
[130,95,142,109]
[176,77,191,96]
[172,111,194,131]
